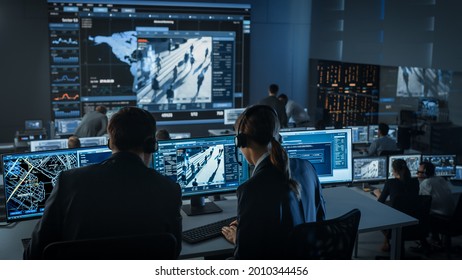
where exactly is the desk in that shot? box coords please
[323,187,417,259]
[0,188,416,260]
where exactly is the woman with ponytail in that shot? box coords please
[221,105,301,259]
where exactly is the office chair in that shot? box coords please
[429,194,462,259]
[42,233,178,260]
[391,194,432,259]
[284,208,361,259]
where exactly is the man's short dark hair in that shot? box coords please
[278,93,288,104]
[419,161,436,177]
[269,84,279,95]
[108,107,156,151]
[95,105,107,115]
[378,123,389,136]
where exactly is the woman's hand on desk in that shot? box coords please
[221,220,238,245]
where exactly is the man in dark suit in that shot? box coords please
[74,105,108,137]
[258,84,288,128]
[24,107,182,259]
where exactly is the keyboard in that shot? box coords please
[182,216,237,244]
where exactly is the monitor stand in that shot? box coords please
[182,196,223,216]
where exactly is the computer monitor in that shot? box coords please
[387,154,421,179]
[1,146,113,222]
[353,156,388,183]
[30,139,68,152]
[451,165,462,181]
[224,108,246,126]
[25,120,43,131]
[347,126,369,144]
[169,132,191,140]
[54,118,81,136]
[79,136,108,147]
[280,128,353,185]
[2,149,79,221]
[368,124,398,143]
[421,154,456,177]
[77,146,112,167]
[153,135,249,215]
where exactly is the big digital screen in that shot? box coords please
[47,0,251,125]
[280,128,353,185]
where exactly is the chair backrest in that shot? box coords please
[285,208,361,259]
[42,233,178,260]
[392,194,432,241]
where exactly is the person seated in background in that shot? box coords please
[221,105,302,259]
[258,84,288,128]
[24,107,182,259]
[366,123,397,156]
[417,161,456,244]
[67,135,81,148]
[155,129,171,140]
[74,105,108,137]
[373,159,420,251]
[277,93,310,127]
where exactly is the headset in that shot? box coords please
[234,105,279,165]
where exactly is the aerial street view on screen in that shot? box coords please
[2,151,78,220]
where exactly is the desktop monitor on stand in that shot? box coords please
[153,135,249,215]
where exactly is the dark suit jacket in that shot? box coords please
[258,95,288,128]
[74,111,108,137]
[24,152,182,259]
[234,157,295,259]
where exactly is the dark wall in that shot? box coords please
[0,0,312,142]
[309,0,462,126]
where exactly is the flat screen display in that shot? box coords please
[47,0,251,125]
[280,128,353,185]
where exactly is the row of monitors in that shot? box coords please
[30,136,107,151]
[353,154,458,183]
[1,129,353,222]
[348,125,398,144]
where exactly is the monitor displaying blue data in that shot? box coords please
[54,118,81,136]
[451,165,462,181]
[387,154,421,179]
[77,146,112,167]
[1,146,113,222]
[353,156,388,182]
[153,135,249,197]
[421,154,456,177]
[368,124,398,143]
[347,126,369,144]
[2,149,79,221]
[280,128,353,185]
